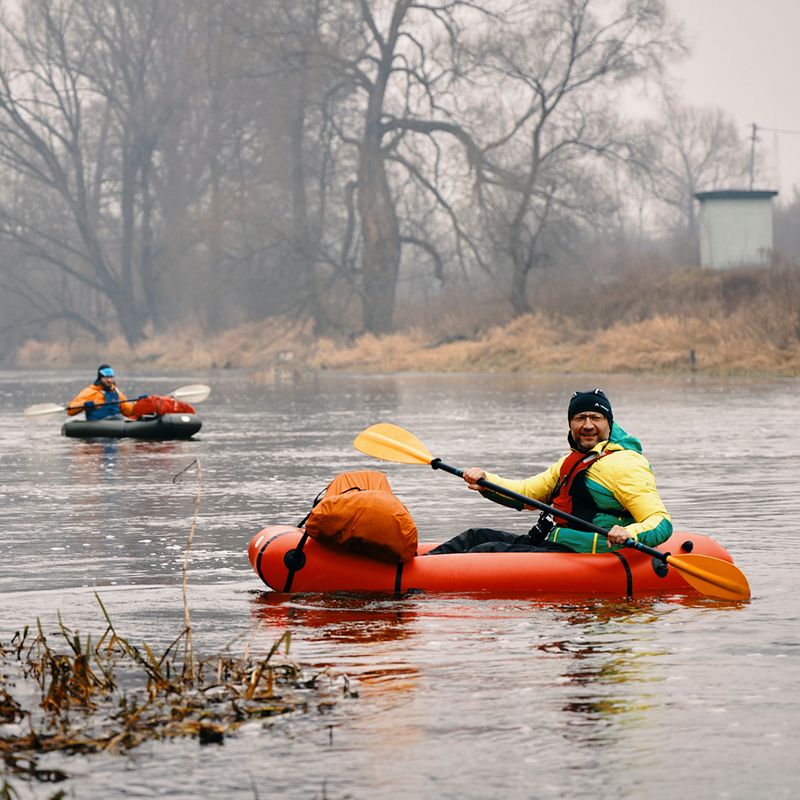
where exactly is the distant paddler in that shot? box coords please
[67,364,135,420]
[23,379,211,420]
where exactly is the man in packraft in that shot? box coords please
[67,365,136,421]
[428,389,672,554]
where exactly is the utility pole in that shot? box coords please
[748,123,800,191]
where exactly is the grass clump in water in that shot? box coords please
[1,459,355,787]
[1,601,352,784]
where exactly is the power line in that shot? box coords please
[756,125,800,137]
[750,123,800,191]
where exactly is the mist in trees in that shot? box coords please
[0,0,790,360]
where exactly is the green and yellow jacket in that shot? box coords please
[484,425,672,554]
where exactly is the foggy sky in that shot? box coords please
[667,0,800,197]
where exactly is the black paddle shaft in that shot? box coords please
[65,394,146,413]
[429,457,668,563]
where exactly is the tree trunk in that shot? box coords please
[507,192,535,315]
[509,252,532,316]
[140,157,160,330]
[357,124,401,334]
[353,0,409,336]
[113,298,146,346]
[288,80,326,334]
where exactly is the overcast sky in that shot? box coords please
[666,0,800,200]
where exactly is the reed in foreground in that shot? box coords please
[0,597,355,784]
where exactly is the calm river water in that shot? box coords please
[1,368,798,799]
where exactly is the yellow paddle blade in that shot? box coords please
[354,423,433,465]
[666,553,750,601]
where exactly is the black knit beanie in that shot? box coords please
[568,389,613,426]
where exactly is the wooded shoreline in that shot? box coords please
[12,268,800,378]
[12,310,800,379]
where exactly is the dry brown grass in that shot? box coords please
[307,307,800,376]
[12,267,800,377]
[0,460,354,788]
[0,598,354,785]
[15,317,317,374]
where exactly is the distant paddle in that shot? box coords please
[354,422,751,601]
[23,383,211,418]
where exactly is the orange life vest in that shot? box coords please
[548,449,612,528]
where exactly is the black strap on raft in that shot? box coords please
[255,538,271,586]
[610,550,633,597]
[283,484,338,592]
[284,486,365,592]
[295,486,330,528]
[283,486,362,592]
[282,531,309,592]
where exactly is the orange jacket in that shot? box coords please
[67,382,135,418]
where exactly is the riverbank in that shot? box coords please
[12,267,800,377]
[13,310,800,378]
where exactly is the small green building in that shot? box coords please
[694,189,778,268]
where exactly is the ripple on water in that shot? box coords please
[1,370,799,799]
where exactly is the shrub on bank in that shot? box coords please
[11,267,800,377]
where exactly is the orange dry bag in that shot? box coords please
[304,470,418,563]
[132,395,196,418]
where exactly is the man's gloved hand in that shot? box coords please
[527,515,554,544]
[83,401,95,410]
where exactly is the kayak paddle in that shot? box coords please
[353,422,751,601]
[23,383,211,418]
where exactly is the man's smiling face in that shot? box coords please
[569,412,610,452]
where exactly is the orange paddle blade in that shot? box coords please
[666,553,750,601]
[354,423,433,465]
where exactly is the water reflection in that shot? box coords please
[68,439,187,472]
[530,600,667,755]
[66,440,126,528]
[66,440,190,526]
[1,370,797,800]
[251,591,672,736]
[250,592,417,645]
[249,592,422,702]
[69,439,121,475]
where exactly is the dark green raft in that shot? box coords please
[62,413,202,441]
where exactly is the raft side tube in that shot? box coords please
[62,413,202,440]
[248,526,736,597]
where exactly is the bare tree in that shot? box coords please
[291,0,684,331]
[0,0,732,352]
[466,0,682,315]
[217,0,344,334]
[0,0,208,346]
[634,89,750,234]
[297,0,493,334]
